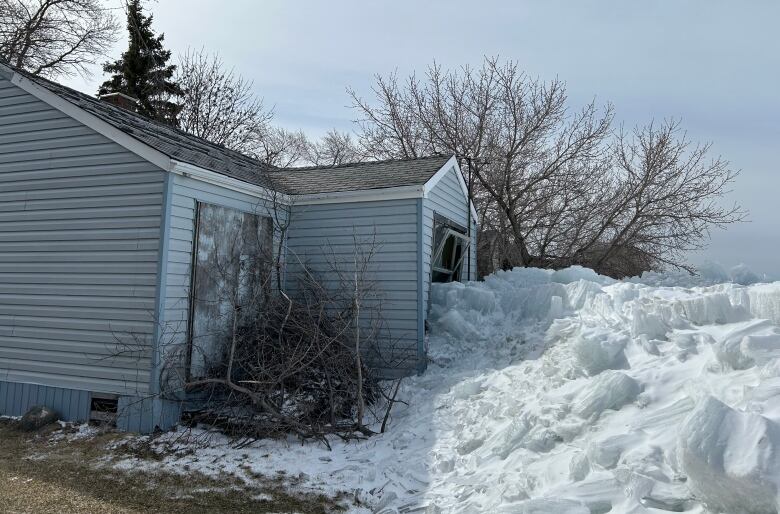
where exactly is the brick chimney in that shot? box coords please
[98,92,139,112]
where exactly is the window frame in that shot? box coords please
[430,214,471,284]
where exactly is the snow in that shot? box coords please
[677,397,780,514]
[113,265,780,513]
[629,261,773,288]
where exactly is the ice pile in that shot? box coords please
[678,397,780,514]
[631,260,772,287]
[118,266,780,514]
[415,266,780,513]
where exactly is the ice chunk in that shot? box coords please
[497,413,564,456]
[549,295,564,320]
[496,415,532,459]
[675,292,747,325]
[433,309,482,340]
[551,265,615,286]
[456,437,485,455]
[741,334,780,367]
[748,283,780,324]
[586,434,636,469]
[630,397,695,434]
[569,452,590,482]
[573,371,641,419]
[714,335,755,371]
[630,306,669,340]
[630,261,769,288]
[573,329,629,376]
[640,480,695,512]
[524,428,562,453]
[714,332,780,371]
[451,379,485,400]
[677,396,780,514]
[456,283,497,314]
[564,280,607,311]
[670,331,713,351]
[638,335,661,355]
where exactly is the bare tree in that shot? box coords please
[591,120,744,275]
[175,50,365,170]
[350,57,744,277]
[254,126,310,168]
[173,49,317,168]
[0,0,118,78]
[176,49,273,154]
[305,129,363,167]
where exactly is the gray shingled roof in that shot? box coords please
[3,62,453,196]
[273,155,452,195]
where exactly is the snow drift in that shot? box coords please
[117,266,780,513]
[678,396,780,514]
[419,266,780,513]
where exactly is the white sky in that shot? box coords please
[64,0,780,276]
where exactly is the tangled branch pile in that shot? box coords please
[183,287,380,443]
[159,228,395,444]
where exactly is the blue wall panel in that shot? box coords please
[0,380,91,421]
[287,198,421,377]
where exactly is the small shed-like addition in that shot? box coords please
[0,62,476,431]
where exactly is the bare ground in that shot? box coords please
[0,419,348,514]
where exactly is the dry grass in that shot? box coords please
[0,419,346,514]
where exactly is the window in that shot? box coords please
[431,215,470,283]
[187,202,273,380]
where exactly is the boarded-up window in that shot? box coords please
[187,202,273,379]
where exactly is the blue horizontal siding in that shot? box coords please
[0,380,91,422]
[288,198,421,375]
[0,75,165,396]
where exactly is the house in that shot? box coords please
[0,62,477,432]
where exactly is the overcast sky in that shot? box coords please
[64,1,780,276]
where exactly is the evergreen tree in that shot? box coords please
[99,0,182,125]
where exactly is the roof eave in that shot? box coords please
[292,184,425,206]
[170,160,289,203]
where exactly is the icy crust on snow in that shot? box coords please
[419,268,780,513]
[111,266,780,514]
[678,397,780,514]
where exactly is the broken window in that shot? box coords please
[187,202,273,380]
[431,215,470,283]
